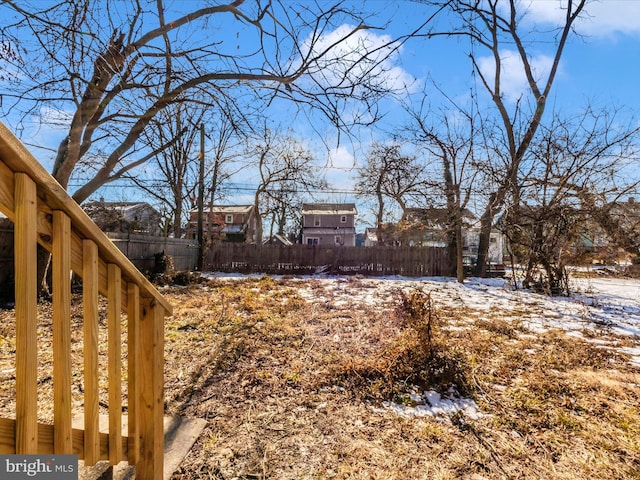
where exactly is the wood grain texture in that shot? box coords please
[53,210,73,453]
[14,173,38,453]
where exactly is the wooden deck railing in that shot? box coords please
[0,122,171,480]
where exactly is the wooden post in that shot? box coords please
[138,301,164,480]
[14,173,38,453]
[83,239,100,465]
[108,263,122,464]
[52,210,73,453]
[127,283,140,465]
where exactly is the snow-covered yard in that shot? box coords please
[288,273,640,365]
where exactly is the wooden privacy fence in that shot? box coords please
[0,122,171,480]
[106,232,198,272]
[206,243,453,277]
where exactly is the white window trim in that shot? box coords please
[225,214,233,223]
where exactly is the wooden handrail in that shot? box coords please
[0,122,171,314]
[0,121,170,480]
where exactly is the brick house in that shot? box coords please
[188,205,257,243]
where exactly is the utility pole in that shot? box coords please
[197,123,205,271]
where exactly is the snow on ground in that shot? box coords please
[207,271,640,365]
[205,271,640,416]
[373,387,484,421]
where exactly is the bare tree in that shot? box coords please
[354,142,427,244]
[419,0,587,276]
[262,189,304,240]
[0,0,424,203]
[128,102,202,238]
[405,95,480,282]
[503,107,640,294]
[248,128,326,243]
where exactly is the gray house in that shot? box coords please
[83,200,162,235]
[301,203,357,246]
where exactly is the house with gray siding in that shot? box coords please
[301,203,357,246]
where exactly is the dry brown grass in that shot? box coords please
[1,275,639,479]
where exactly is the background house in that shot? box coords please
[83,200,162,235]
[188,205,257,243]
[301,203,357,246]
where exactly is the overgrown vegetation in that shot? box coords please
[328,287,469,403]
[1,275,639,479]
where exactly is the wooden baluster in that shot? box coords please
[53,210,72,453]
[14,173,38,453]
[83,239,100,465]
[127,283,140,465]
[138,301,164,480]
[107,263,122,464]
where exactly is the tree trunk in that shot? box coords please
[475,208,495,277]
[455,216,464,282]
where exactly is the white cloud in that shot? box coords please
[324,146,357,191]
[327,145,356,170]
[299,24,420,96]
[477,49,555,103]
[521,1,640,37]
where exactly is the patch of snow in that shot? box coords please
[375,388,483,421]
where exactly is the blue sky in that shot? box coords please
[301,0,640,225]
[2,0,640,228]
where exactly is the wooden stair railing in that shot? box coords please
[0,121,172,480]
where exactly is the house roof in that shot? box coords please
[85,200,157,212]
[302,203,357,215]
[262,234,293,246]
[195,205,254,215]
[83,201,160,220]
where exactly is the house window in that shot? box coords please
[490,236,497,244]
[314,216,321,227]
[307,237,319,245]
[335,235,342,245]
[341,215,347,223]
[225,214,233,223]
